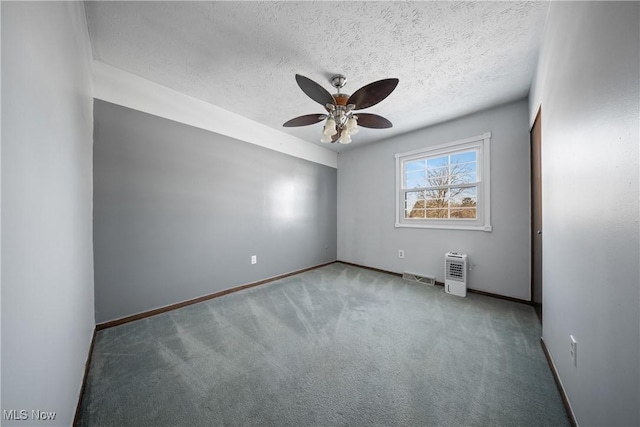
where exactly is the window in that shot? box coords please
[395,132,491,231]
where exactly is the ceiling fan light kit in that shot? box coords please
[283,73,398,144]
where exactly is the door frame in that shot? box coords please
[530,107,543,323]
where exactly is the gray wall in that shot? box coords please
[529,2,639,425]
[338,99,532,300]
[93,100,337,323]
[1,2,95,426]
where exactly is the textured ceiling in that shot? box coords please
[84,1,549,152]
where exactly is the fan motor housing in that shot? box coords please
[332,93,349,106]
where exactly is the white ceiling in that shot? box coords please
[84,1,549,152]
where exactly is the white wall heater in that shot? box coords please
[445,252,468,297]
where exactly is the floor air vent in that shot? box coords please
[402,272,436,286]
[445,252,468,297]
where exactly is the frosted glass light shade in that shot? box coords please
[339,129,352,144]
[346,116,359,135]
[323,118,337,136]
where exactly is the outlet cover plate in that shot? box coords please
[570,335,577,366]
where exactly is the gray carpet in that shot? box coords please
[77,263,569,426]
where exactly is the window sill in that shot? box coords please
[395,222,492,232]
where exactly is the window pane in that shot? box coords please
[404,160,426,188]
[426,156,448,168]
[404,191,426,218]
[450,187,477,207]
[408,151,478,188]
[405,191,424,205]
[425,188,448,209]
[406,159,426,171]
[427,156,448,185]
[426,209,448,218]
[405,170,427,189]
[426,166,449,186]
[451,151,476,164]
[450,151,477,184]
[408,209,425,218]
[450,186,477,219]
[450,208,477,219]
[450,163,477,184]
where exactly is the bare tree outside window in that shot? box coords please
[404,151,477,220]
[396,133,491,231]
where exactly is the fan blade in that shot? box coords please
[347,78,399,110]
[283,114,327,127]
[296,74,336,107]
[356,113,393,129]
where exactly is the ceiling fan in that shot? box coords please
[283,74,399,144]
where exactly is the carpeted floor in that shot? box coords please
[77,263,569,426]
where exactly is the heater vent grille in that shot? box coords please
[402,272,435,286]
[446,260,465,281]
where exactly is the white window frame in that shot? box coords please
[395,132,492,232]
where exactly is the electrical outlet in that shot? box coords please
[570,335,577,366]
[251,255,257,265]
[398,250,405,259]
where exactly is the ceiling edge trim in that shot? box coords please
[92,61,337,169]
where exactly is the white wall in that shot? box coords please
[338,99,532,300]
[1,2,95,426]
[529,2,639,425]
[92,100,337,324]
